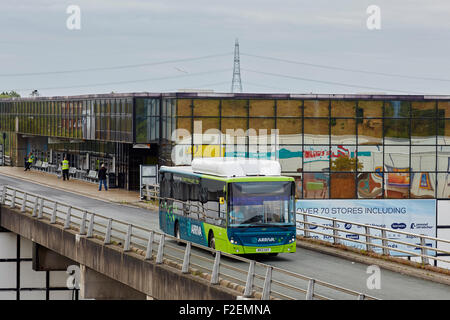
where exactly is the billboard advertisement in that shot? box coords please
[296,199,436,257]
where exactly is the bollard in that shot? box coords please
[210,251,221,285]
[87,214,95,238]
[79,211,87,235]
[306,279,315,300]
[64,207,72,229]
[243,260,255,298]
[50,202,57,224]
[145,231,154,260]
[124,224,132,252]
[156,234,165,264]
[10,189,16,209]
[32,197,39,217]
[420,236,430,265]
[303,215,310,238]
[38,198,44,219]
[21,193,27,213]
[365,226,373,252]
[181,242,191,274]
[332,218,339,244]
[104,219,112,244]
[261,266,272,300]
[1,187,6,205]
[381,229,389,255]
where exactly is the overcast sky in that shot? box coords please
[2,0,450,97]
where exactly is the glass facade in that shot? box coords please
[0,97,133,143]
[169,96,450,200]
[0,93,449,197]
[0,95,135,189]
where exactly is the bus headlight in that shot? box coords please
[230,238,237,244]
[289,236,296,243]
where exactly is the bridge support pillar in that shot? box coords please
[80,265,146,300]
[32,242,77,271]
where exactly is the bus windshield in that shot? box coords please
[228,181,295,227]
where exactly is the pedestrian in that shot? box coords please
[62,156,70,181]
[98,163,108,191]
[24,152,34,171]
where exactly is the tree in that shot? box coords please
[0,90,20,98]
[331,155,363,172]
[330,155,363,198]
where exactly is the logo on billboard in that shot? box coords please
[390,223,406,230]
[410,223,433,230]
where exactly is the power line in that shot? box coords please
[0,53,232,77]
[243,81,287,91]
[162,81,230,92]
[241,52,450,83]
[11,68,232,92]
[242,68,422,94]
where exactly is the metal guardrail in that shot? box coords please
[1,185,378,300]
[297,213,450,267]
[4,155,11,166]
[142,184,225,224]
[142,184,159,201]
[141,184,450,268]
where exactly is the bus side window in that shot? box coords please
[189,183,199,201]
[172,174,188,202]
[160,172,172,199]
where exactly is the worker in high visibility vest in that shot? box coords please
[62,157,70,181]
[24,152,34,171]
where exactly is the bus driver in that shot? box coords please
[229,205,246,224]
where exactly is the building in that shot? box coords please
[0,92,449,199]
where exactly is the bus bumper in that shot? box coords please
[228,242,296,254]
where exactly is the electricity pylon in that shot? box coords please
[231,39,243,93]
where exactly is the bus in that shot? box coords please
[158,158,296,255]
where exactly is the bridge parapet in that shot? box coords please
[0,185,378,300]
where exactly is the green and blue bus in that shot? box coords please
[158,158,296,255]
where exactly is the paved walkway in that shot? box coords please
[0,166,153,209]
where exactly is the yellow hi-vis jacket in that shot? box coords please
[62,160,69,170]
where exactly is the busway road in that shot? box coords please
[1,174,449,300]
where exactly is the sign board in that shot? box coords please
[139,165,159,199]
[296,199,436,257]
